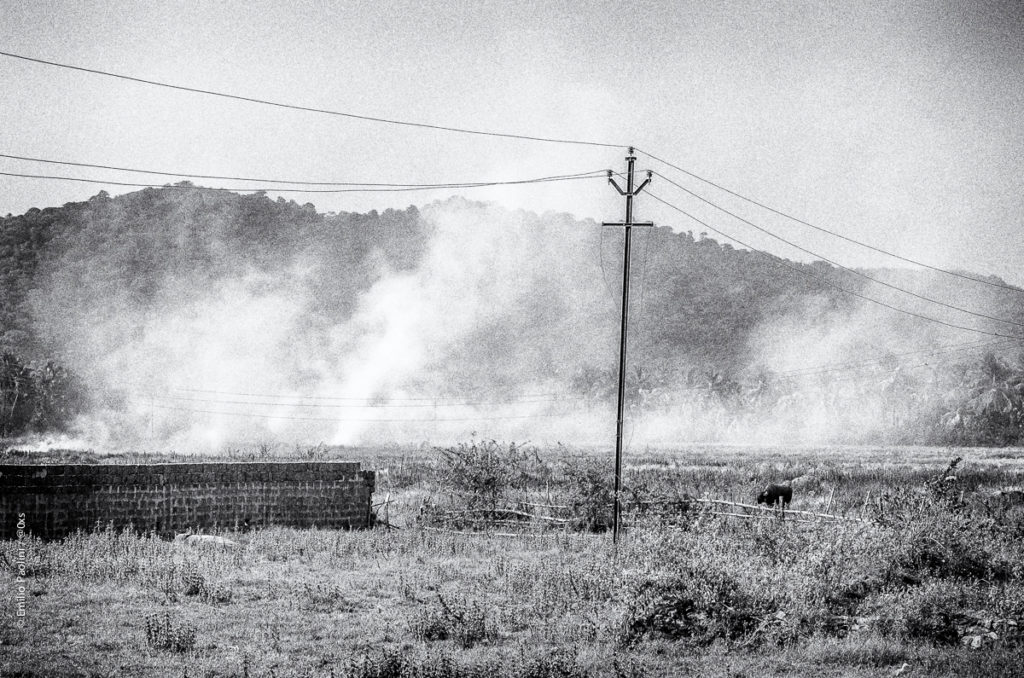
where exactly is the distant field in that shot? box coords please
[2,443,1024,677]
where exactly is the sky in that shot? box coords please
[1,0,1023,285]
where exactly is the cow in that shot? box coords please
[757,483,793,517]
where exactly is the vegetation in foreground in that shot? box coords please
[2,442,1024,677]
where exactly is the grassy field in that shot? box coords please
[2,442,1024,677]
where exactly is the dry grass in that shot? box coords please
[2,443,1024,677]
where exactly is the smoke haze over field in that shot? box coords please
[19,193,614,450]
[2,186,1020,452]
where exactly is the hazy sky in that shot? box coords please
[1,0,1022,284]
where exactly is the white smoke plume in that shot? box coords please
[20,190,1021,453]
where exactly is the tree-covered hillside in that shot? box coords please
[1,186,1023,445]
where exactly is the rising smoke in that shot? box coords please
[19,189,1023,452]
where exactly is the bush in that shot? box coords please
[434,439,550,513]
[870,582,974,645]
[620,563,774,646]
[344,648,593,678]
[0,353,86,436]
[159,562,232,605]
[144,611,197,653]
[560,457,613,532]
[410,594,493,648]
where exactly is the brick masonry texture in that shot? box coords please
[0,462,375,539]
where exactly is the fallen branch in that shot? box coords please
[517,501,571,510]
[694,498,868,523]
[631,495,868,523]
[431,508,572,524]
[419,526,555,538]
[707,510,818,523]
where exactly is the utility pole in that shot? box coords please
[604,146,652,545]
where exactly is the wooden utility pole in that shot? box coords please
[604,147,652,544]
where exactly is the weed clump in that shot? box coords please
[424,440,613,532]
[560,456,613,532]
[344,647,598,678]
[620,563,774,646]
[436,439,549,512]
[160,562,232,605]
[868,582,973,645]
[300,581,356,613]
[144,611,197,653]
[410,594,493,648]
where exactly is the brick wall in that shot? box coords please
[0,462,375,539]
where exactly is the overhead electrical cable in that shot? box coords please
[150,402,577,422]
[777,338,1014,377]
[646,191,1024,340]
[5,52,1014,297]
[0,169,606,194]
[652,171,1024,330]
[0,152,607,188]
[0,50,624,149]
[635,338,1015,395]
[773,339,1017,381]
[636,148,1023,295]
[161,386,574,402]
[144,393,585,409]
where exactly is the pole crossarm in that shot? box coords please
[607,171,628,196]
[633,173,652,195]
[602,222,654,227]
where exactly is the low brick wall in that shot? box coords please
[0,462,375,539]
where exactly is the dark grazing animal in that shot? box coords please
[757,483,793,509]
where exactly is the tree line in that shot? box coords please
[0,353,85,437]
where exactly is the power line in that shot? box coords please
[636,148,1024,295]
[160,386,574,402]
[773,339,1017,381]
[0,50,624,149]
[778,339,1011,376]
[151,402,577,422]
[0,168,606,194]
[646,191,1024,340]
[774,343,1017,387]
[652,171,1024,330]
[145,393,584,409]
[5,46,1013,297]
[0,152,606,188]
[635,338,1015,396]
[145,341,1015,415]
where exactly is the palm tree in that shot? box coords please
[0,353,34,436]
[943,352,1024,444]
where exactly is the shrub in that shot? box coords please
[301,581,354,613]
[0,353,86,436]
[870,582,975,646]
[167,562,232,605]
[884,508,1014,584]
[434,439,550,513]
[425,440,631,533]
[620,563,774,646]
[516,649,587,678]
[560,457,613,532]
[410,594,493,649]
[344,648,591,678]
[144,611,197,653]
[346,648,409,678]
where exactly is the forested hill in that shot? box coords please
[0,188,428,358]
[2,186,1023,444]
